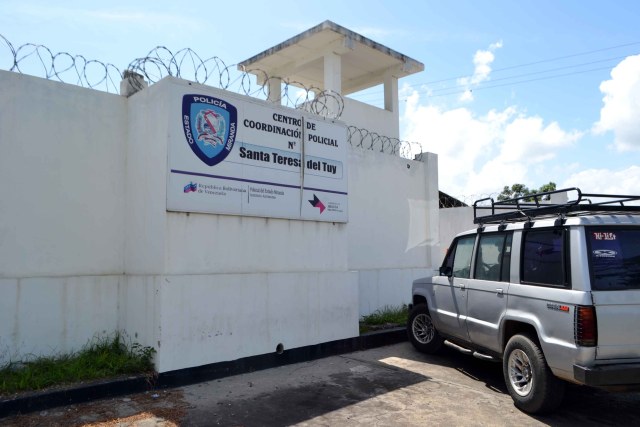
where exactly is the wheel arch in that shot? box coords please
[412,293,428,308]
[501,320,540,352]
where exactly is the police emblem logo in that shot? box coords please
[182,94,238,166]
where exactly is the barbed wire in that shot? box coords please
[127,46,345,119]
[347,126,423,160]
[1,34,122,92]
[1,34,424,159]
[438,193,502,209]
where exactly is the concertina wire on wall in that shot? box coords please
[0,34,423,161]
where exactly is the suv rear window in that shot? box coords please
[587,227,640,290]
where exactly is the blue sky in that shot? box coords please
[2,0,639,199]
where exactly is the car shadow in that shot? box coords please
[183,351,431,427]
[402,343,640,425]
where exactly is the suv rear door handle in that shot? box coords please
[496,288,504,295]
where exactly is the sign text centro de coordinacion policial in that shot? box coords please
[240,113,340,175]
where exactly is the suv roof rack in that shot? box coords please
[474,187,640,225]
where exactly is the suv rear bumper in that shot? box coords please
[574,363,640,386]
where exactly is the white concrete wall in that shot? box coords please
[342,97,398,139]
[0,277,122,362]
[155,271,358,372]
[348,149,439,316]
[165,213,348,273]
[124,80,168,276]
[438,206,475,262]
[0,72,439,371]
[0,71,126,363]
[117,276,160,357]
[0,71,126,277]
[121,79,359,371]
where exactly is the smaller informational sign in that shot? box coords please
[167,82,348,222]
[301,116,348,222]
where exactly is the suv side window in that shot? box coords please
[446,235,475,279]
[521,228,569,287]
[474,232,513,282]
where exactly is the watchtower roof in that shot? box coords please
[238,20,424,95]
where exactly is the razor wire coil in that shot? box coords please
[1,34,123,92]
[2,34,423,160]
[438,193,504,208]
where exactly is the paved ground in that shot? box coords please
[4,342,640,426]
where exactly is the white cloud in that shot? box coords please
[501,117,582,163]
[593,54,640,151]
[457,40,503,102]
[561,166,640,195]
[459,89,474,102]
[402,90,582,198]
[470,50,496,84]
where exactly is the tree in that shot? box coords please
[497,182,556,201]
[537,182,557,194]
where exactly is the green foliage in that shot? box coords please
[359,304,408,334]
[536,182,557,193]
[0,332,155,395]
[497,182,557,201]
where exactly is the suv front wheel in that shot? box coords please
[408,303,443,354]
[503,333,565,414]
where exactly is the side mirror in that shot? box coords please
[439,266,453,277]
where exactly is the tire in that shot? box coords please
[503,333,565,414]
[408,303,443,354]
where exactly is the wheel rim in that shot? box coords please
[508,349,533,397]
[412,313,435,344]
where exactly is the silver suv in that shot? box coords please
[408,188,640,414]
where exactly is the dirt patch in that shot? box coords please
[2,388,189,427]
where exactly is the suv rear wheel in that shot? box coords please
[408,304,443,354]
[503,333,565,414]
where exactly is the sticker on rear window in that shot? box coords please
[593,249,618,258]
[592,232,616,241]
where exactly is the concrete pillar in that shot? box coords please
[267,77,282,104]
[323,52,342,117]
[384,72,400,137]
[384,73,398,114]
[323,52,342,93]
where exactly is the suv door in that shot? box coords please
[431,235,475,341]
[466,232,513,353]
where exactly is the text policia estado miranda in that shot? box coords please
[240,114,339,175]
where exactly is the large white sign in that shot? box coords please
[167,84,348,222]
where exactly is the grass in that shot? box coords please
[359,304,409,334]
[0,332,155,396]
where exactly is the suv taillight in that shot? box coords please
[575,305,598,347]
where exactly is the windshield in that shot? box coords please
[587,227,640,290]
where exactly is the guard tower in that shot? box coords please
[238,20,424,139]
